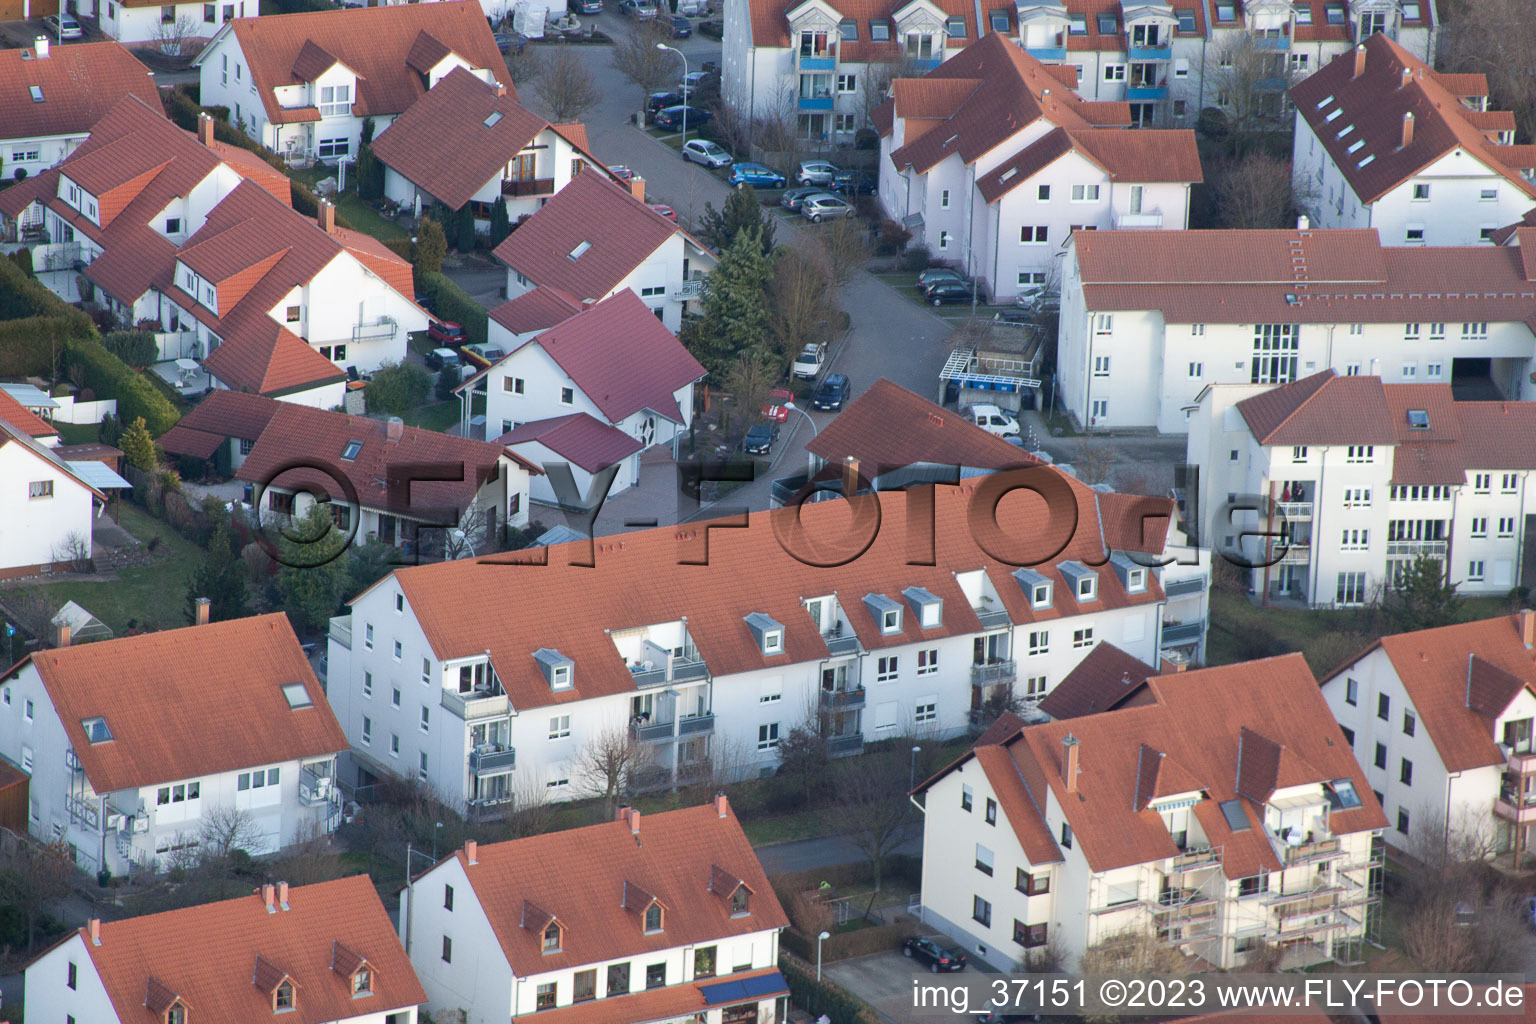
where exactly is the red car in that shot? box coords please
[649,204,678,222]
[607,165,635,183]
[427,320,465,346]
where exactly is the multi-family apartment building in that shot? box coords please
[401,799,789,1024]
[0,97,425,406]
[1188,370,1536,605]
[1058,226,1536,433]
[325,466,1194,816]
[1319,611,1536,862]
[874,32,1201,302]
[196,2,506,165]
[1291,34,1536,247]
[915,654,1386,971]
[0,610,348,876]
[725,0,1435,136]
[25,875,424,1024]
[491,172,716,335]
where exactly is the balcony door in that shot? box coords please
[973,633,1008,665]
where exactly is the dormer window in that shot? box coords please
[730,886,750,916]
[643,902,663,933]
[1108,553,1147,595]
[864,594,903,635]
[1057,561,1098,603]
[82,716,112,744]
[744,613,785,656]
[553,665,570,687]
[1128,569,1145,591]
[542,921,562,952]
[1078,576,1096,600]
[1013,568,1053,610]
[168,1005,187,1024]
[274,980,295,1011]
[351,966,372,996]
[534,649,574,690]
[901,587,943,629]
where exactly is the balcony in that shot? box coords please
[797,95,834,111]
[909,57,940,72]
[631,718,677,744]
[974,607,1012,630]
[1126,84,1168,101]
[1253,35,1290,50]
[328,615,352,650]
[1114,211,1164,229]
[469,746,518,774]
[66,793,99,831]
[38,241,83,273]
[673,278,705,301]
[1167,846,1223,872]
[671,657,710,682]
[631,656,710,689]
[351,316,397,343]
[501,177,555,198]
[678,713,715,737]
[1128,45,1172,60]
[1161,621,1205,646]
[1163,576,1206,598]
[1275,501,1312,520]
[1278,543,1311,565]
[1494,793,1536,825]
[824,629,860,656]
[440,689,511,720]
[797,54,835,70]
[971,660,1017,687]
[1283,837,1341,866]
[1025,45,1067,60]
[65,748,83,773]
[1386,540,1447,558]
[821,687,866,711]
[828,734,864,757]
[1507,748,1536,774]
[467,795,515,821]
[299,767,336,805]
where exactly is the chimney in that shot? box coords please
[52,616,70,649]
[1159,656,1187,674]
[628,175,647,202]
[1296,214,1310,231]
[1352,44,1366,79]
[385,416,404,445]
[1521,608,1535,649]
[262,883,276,913]
[197,111,215,148]
[843,455,860,497]
[494,82,507,98]
[615,804,630,822]
[713,791,729,818]
[277,881,289,909]
[318,199,336,235]
[1399,66,1412,90]
[465,839,478,865]
[1400,111,1415,149]
[34,35,49,59]
[1062,734,1080,791]
[194,596,211,626]
[627,808,641,834]
[88,918,100,946]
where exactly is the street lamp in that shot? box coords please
[655,43,689,146]
[816,930,831,981]
[433,821,444,860]
[782,400,819,474]
[910,745,922,791]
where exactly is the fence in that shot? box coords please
[51,394,117,425]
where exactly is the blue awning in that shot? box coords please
[699,970,788,1006]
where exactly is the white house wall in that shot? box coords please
[401,856,515,1024]
[0,442,95,574]
[23,934,117,1024]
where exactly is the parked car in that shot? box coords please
[903,936,967,972]
[700,60,720,75]
[801,193,853,222]
[427,319,465,346]
[917,268,966,295]
[607,165,635,183]
[728,162,786,190]
[493,30,526,54]
[679,70,713,94]
[742,421,779,455]
[969,403,1021,438]
[426,347,462,371]
[676,0,707,14]
[796,160,839,186]
[569,0,602,12]
[812,373,850,410]
[648,203,678,222]
[669,15,691,36]
[679,138,731,167]
[779,186,822,211]
[657,106,712,132]
[832,168,876,195]
[618,0,658,17]
[646,91,685,115]
[791,343,826,379]
[44,13,82,38]
[461,342,507,370]
[1016,286,1060,312]
[926,280,973,306]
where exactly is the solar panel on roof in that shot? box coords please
[1219,798,1249,831]
[742,972,787,998]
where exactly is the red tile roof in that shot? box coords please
[1073,227,1536,326]
[81,876,424,1023]
[0,40,160,144]
[0,389,57,439]
[501,413,644,474]
[551,121,590,153]
[1331,613,1536,773]
[0,420,105,500]
[747,0,985,59]
[373,69,576,211]
[373,467,1171,712]
[217,2,509,126]
[488,284,583,335]
[446,801,787,976]
[235,402,537,520]
[157,389,283,459]
[528,967,786,1024]
[1290,34,1536,206]
[9,613,347,792]
[491,171,690,301]
[1036,641,1156,719]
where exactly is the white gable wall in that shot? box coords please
[0,440,95,574]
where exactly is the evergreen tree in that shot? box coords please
[1383,555,1462,633]
[275,504,351,632]
[682,228,772,377]
[359,116,376,145]
[489,199,512,248]
[699,185,775,256]
[186,521,249,623]
[455,204,477,252]
[414,217,447,275]
[118,416,156,471]
[356,143,382,201]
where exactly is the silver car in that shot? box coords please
[796,161,839,187]
[801,193,853,222]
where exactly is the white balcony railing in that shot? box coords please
[1113,211,1163,229]
[1386,540,1447,558]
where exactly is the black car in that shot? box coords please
[779,186,823,211]
[654,105,711,132]
[903,936,967,972]
[917,268,966,295]
[927,280,973,306]
[494,31,526,54]
[812,373,850,410]
[569,0,602,11]
[742,422,779,454]
[832,169,876,195]
[670,14,691,36]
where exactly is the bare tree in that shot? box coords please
[51,532,91,574]
[833,750,911,892]
[498,773,560,841]
[858,53,918,130]
[1213,152,1304,229]
[0,838,74,950]
[723,348,780,436]
[152,13,200,57]
[710,99,757,161]
[199,804,263,861]
[267,820,343,888]
[573,726,652,816]
[504,45,544,88]
[611,21,676,103]
[1204,32,1303,154]
[768,242,837,362]
[535,48,602,122]
[808,218,868,286]
[776,725,830,808]
[1438,0,1536,141]
[1079,931,1192,1018]
[1073,442,1116,485]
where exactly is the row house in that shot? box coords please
[726,0,1434,135]
[26,876,423,1024]
[874,32,1201,303]
[1291,34,1536,247]
[0,39,159,185]
[196,1,507,165]
[374,69,606,229]
[915,654,1386,971]
[0,610,349,876]
[1188,371,1536,606]
[325,465,1192,817]
[1320,611,1536,862]
[0,417,112,579]
[491,172,717,335]
[401,799,789,1024]
[1057,225,1536,434]
[0,97,425,406]
[462,290,706,504]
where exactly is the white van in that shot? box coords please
[969,403,1021,438]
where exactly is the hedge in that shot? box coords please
[770,855,922,898]
[778,954,880,1024]
[781,918,919,963]
[0,317,75,376]
[382,237,412,261]
[419,271,488,347]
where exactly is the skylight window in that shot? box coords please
[1096,13,1116,33]
[282,683,313,709]
[838,18,857,40]
[1175,9,1196,32]
[988,9,1008,33]
[569,241,592,260]
[341,440,363,461]
[1219,799,1250,831]
[945,15,965,37]
[869,19,889,40]
[1346,140,1365,154]
[1293,3,1312,24]
[82,716,113,744]
[1358,154,1376,168]
[1068,13,1087,33]
[29,85,42,103]
[484,111,503,128]
[1324,108,1342,123]
[1327,778,1362,808]
[1407,409,1429,430]
[1335,124,1354,139]
[1324,3,1344,24]
[1315,95,1334,109]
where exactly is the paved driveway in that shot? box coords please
[825,950,982,1024]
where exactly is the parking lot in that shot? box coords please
[824,950,982,1024]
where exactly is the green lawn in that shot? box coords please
[19,505,207,635]
[335,192,408,242]
[741,810,831,847]
[400,401,460,433]
[53,421,99,445]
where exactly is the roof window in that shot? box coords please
[1335,124,1353,138]
[1401,1,1421,18]
[1346,139,1365,154]
[1068,12,1087,33]
[1324,3,1344,24]
[1407,409,1429,430]
[568,241,592,260]
[29,85,43,102]
[1357,154,1376,168]
[869,19,890,40]
[341,440,363,461]
[838,17,857,39]
[1292,3,1312,24]
[1013,567,1053,610]
[281,682,313,709]
[1219,798,1250,831]
[946,15,966,37]
[1096,13,1116,33]
[1327,778,1363,808]
[743,612,784,656]
[901,586,943,629]
[1324,108,1342,123]
[988,9,1009,32]
[863,593,903,635]
[1314,94,1333,109]
[533,648,574,690]
[1175,9,1196,31]
[484,111,503,128]
[1214,3,1235,22]
[82,716,113,744]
